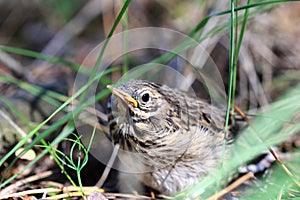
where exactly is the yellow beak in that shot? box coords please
[107,85,138,108]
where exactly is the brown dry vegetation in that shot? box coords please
[0,0,300,199]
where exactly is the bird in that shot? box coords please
[106,79,231,195]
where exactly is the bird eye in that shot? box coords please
[140,91,150,103]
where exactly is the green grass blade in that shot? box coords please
[175,83,300,198]
[77,0,131,113]
[0,45,89,74]
[0,122,76,188]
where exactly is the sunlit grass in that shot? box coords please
[0,0,299,199]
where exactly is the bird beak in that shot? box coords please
[107,85,138,108]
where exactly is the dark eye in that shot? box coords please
[140,92,150,103]
[142,93,150,102]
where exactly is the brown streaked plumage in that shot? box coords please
[107,79,230,195]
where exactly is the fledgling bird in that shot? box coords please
[107,79,230,195]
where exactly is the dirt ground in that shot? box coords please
[0,1,300,199]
